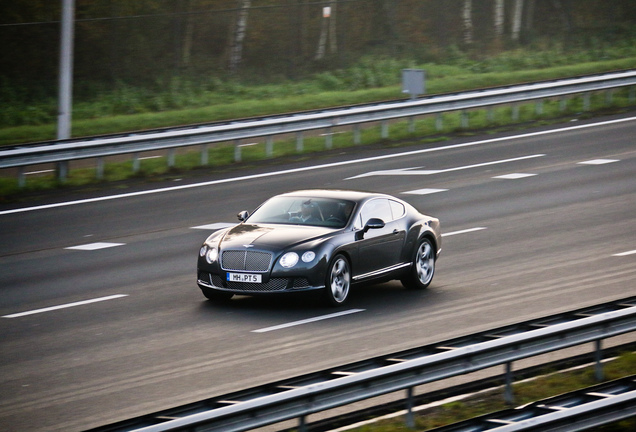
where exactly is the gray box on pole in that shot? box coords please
[402,69,425,99]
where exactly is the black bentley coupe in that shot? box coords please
[197,190,441,305]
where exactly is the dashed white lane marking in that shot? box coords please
[442,227,487,237]
[578,159,619,165]
[403,188,449,195]
[191,223,235,230]
[65,242,125,251]
[2,294,129,318]
[252,309,365,333]
[613,250,636,257]
[492,173,537,180]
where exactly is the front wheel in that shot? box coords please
[401,238,435,290]
[325,254,351,306]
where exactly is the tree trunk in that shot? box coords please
[229,0,251,73]
[462,0,473,45]
[494,0,504,39]
[511,0,524,41]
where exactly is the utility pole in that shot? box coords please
[56,0,75,181]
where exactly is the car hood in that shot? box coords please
[219,223,334,250]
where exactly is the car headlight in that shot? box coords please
[205,247,219,264]
[199,245,208,257]
[302,251,316,263]
[280,252,299,268]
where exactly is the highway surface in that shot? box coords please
[1,113,635,431]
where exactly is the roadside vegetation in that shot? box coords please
[348,351,636,432]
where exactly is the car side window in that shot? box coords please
[358,199,392,228]
[389,200,405,220]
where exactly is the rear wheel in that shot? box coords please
[325,254,351,306]
[401,238,435,290]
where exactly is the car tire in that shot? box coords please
[201,288,233,302]
[401,237,435,290]
[325,254,351,306]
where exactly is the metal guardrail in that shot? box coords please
[88,297,636,432]
[2,70,636,182]
[428,375,636,432]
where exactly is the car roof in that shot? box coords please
[278,189,390,202]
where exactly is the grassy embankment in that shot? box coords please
[1,50,635,199]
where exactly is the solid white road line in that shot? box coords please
[252,309,365,333]
[613,250,636,257]
[442,227,487,237]
[2,116,634,216]
[403,188,449,195]
[2,294,129,318]
[65,242,125,251]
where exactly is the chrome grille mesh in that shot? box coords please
[221,250,272,272]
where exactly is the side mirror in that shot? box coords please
[237,210,249,222]
[363,218,385,232]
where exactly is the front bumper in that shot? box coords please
[197,271,325,295]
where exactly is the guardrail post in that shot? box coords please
[583,92,591,111]
[630,86,635,103]
[325,128,333,149]
[381,121,389,138]
[504,361,514,405]
[560,96,567,111]
[133,153,140,173]
[168,148,176,168]
[408,116,415,133]
[605,89,614,105]
[266,136,274,157]
[460,111,469,128]
[512,104,520,121]
[535,100,544,115]
[299,415,307,432]
[96,157,104,180]
[56,161,68,183]
[234,139,242,162]
[595,339,604,381]
[405,386,415,428]
[200,144,208,165]
[487,107,494,123]
[18,167,26,188]
[353,125,361,145]
[296,132,304,153]
[435,113,443,131]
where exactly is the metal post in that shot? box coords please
[266,136,273,157]
[560,97,567,111]
[298,415,307,432]
[595,339,604,382]
[504,362,514,405]
[381,120,388,138]
[296,132,304,153]
[512,105,520,121]
[325,128,332,149]
[408,116,415,133]
[57,0,75,141]
[168,148,176,168]
[605,89,613,105]
[234,140,242,162]
[583,92,591,111]
[201,144,208,165]
[353,125,361,145]
[629,86,635,103]
[535,100,543,115]
[18,167,26,188]
[435,113,443,131]
[460,111,469,128]
[405,387,415,428]
[96,157,104,180]
[487,107,494,123]
[132,153,140,173]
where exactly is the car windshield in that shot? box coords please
[247,196,355,228]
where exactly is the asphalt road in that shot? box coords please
[1,114,635,431]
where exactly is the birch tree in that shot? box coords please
[511,0,524,41]
[228,0,251,73]
[494,0,504,39]
[462,0,473,45]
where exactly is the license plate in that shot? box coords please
[227,273,262,283]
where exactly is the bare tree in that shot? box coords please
[229,0,251,73]
[462,0,473,45]
[494,0,505,39]
[511,0,524,41]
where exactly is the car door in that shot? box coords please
[353,198,406,278]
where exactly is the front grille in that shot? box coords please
[208,273,288,292]
[221,250,272,272]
